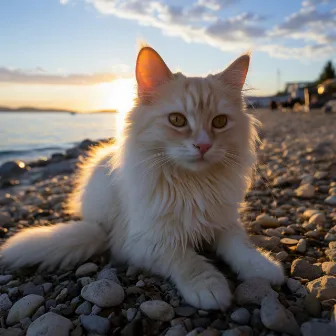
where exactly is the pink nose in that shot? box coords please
[194,143,212,155]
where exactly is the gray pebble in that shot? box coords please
[6,294,45,326]
[260,295,300,336]
[27,312,73,336]
[75,263,98,277]
[81,315,111,334]
[230,308,250,325]
[234,277,278,305]
[301,321,336,336]
[140,300,174,321]
[81,279,124,308]
[97,268,120,284]
[0,275,13,285]
[75,301,92,315]
[0,293,12,311]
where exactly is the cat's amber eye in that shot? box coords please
[168,113,187,127]
[212,115,228,129]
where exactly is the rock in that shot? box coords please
[0,293,12,311]
[255,214,280,228]
[325,248,336,261]
[286,278,301,293]
[136,280,145,287]
[250,235,280,250]
[174,306,197,317]
[0,328,24,336]
[126,308,138,322]
[66,147,81,159]
[325,233,336,242]
[0,212,12,228]
[0,274,13,285]
[314,171,328,179]
[20,317,32,331]
[260,295,300,336]
[6,294,45,325]
[296,239,307,253]
[121,318,142,336]
[75,263,98,277]
[300,321,336,336]
[281,238,298,245]
[78,139,98,150]
[234,277,278,306]
[97,268,120,284]
[42,160,76,177]
[42,283,53,294]
[75,301,92,315]
[80,315,110,334]
[27,312,73,336]
[222,326,253,336]
[165,324,188,336]
[308,213,326,225]
[307,276,336,300]
[0,161,26,178]
[31,306,46,321]
[295,184,315,198]
[303,293,321,317]
[322,262,336,275]
[303,209,320,219]
[140,300,175,321]
[81,279,124,307]
[325,195,336,205]
[230,308,250,325]
[291,259,323,280]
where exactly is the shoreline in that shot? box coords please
[0,109,335,335]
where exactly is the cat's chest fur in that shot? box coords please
[125,166,242,246]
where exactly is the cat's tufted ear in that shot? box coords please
[215,54,250,91]
[136,46,173,100]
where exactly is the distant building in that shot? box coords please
[284,81,314,100]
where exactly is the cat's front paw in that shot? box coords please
[238,252,285,285]
[177,270,232,311]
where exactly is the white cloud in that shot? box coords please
[60,0,69,4]
[60,0,336,60]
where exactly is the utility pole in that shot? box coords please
[277,68,281,93]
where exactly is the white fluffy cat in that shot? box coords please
[1,46,284,310]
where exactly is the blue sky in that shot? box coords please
[0,0,335,110]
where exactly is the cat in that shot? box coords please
[0,45,284,310]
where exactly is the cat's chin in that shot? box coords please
[177,158,212,172]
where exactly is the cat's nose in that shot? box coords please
[193,143,212,155]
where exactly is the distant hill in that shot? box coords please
[0,106,118,114]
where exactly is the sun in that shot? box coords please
[96,78,136,136]
[97,78,136,113]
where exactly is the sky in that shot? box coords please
[0,0,335,111]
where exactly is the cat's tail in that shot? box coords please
[0,221,108,270]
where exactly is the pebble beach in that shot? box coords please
[0,109,335,336]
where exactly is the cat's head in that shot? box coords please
[126,46,255,173]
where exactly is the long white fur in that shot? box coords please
[0,49,284,310]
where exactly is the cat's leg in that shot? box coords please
[215,224,284,284]
[125,238,232,310]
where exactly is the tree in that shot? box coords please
[317,60,336,84]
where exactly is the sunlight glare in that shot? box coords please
[97,78,136,137]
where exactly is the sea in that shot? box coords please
[0,112,119,165]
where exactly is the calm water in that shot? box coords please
[0,112,119,164]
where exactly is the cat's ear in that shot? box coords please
[136,46,173,99]
[215,54,250,91]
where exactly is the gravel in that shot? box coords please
[0,109,335,335]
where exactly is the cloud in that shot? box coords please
[60,0,69,4]
[60,0,336,60]
[0,67,123,85]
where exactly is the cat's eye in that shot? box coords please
[168,113,187,127]
[212,115,228,129]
